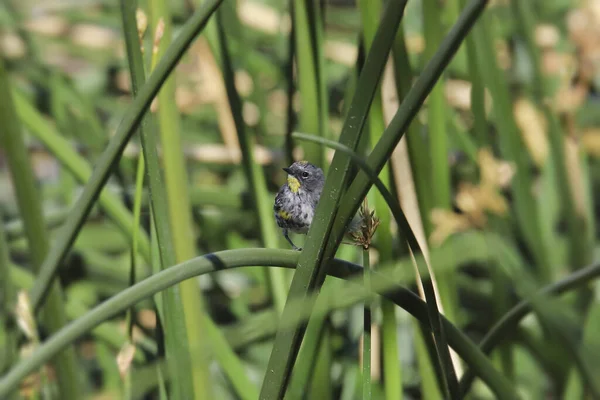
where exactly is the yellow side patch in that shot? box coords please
[277,210,291,220]
[287,176,301,193]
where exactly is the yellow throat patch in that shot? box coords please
[287,176,301,193]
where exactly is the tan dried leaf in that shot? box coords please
[136,8,148,40]
[15,291,37,341]
[513,98,548,167]
[117,342,136,379]
[581,129,600,157]
[478,148,515,189]
[429,209,472,246]
[535,24,560,49]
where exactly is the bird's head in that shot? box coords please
[283,161,324,194]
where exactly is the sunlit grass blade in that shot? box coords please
[291,0,326,166]
[147,0,214,396]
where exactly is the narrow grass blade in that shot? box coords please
[147,0,214,396]
[291,0,326,165]
[259,2,407,397]
[326,1,490,396]
[0,248,518,399]
[214,8,288,312]
[26,0,225,317]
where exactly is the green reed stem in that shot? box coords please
[259,2,407,398]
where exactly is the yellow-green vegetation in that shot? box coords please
[1,0,600,399]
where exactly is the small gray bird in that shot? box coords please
[274,161,325,250]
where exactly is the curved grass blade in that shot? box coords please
[259,2,408,398]
[459,259,600,396]
[322,1,491,396]
[0,56,82,400]
[214,8,288,312]
[27,0,226,314]
[0,248,517,399]
[11,92,152,263]
[293,131,458,395]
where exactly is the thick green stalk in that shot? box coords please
[422,0,459,333]
[292,131,458,395]
[423,0,452,211]
[0,57,82,400]
[120,1,225,398]
[325,1,492,394]
[358,1,402,399]
[460,0,488,147]
[0,248,517,399]
[25,0,225,314]
[147,0,214,396]
[259,2,408,398]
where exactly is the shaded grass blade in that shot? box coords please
[259,2,408,398]
[0,247,518,399]
[27,0,226,315]
[0,56,82,400]
[214,7,288,312]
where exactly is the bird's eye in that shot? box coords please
[301,171,309,178]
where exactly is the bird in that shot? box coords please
[273,161,325,250]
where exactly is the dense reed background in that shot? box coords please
[1,0,599,399]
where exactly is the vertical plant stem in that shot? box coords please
[292,0,326,165]
[422,0,459,331]
[259,2,408,398]
[147,0,214,398]
[357,1,402,399]
[120,1,219,398]
[0,56,82,400]
[460,0,488,148]
[214,9,288,312]
[362,248,372,400]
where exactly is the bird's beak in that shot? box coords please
[282,167,292,175]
